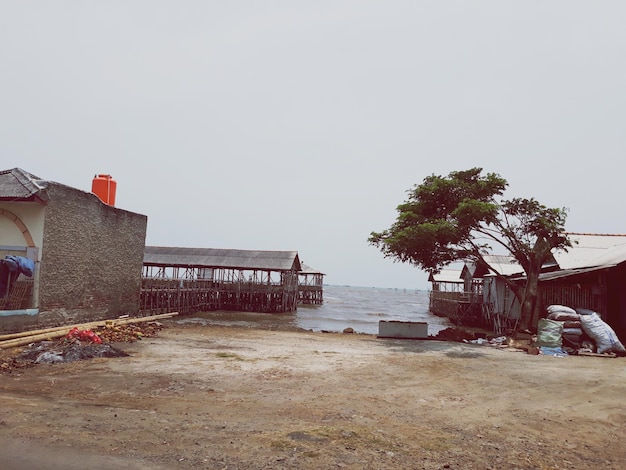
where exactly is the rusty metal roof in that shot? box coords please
[144,246,301,271]
[0,168,49,203]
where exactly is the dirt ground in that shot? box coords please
[1,321,625,470]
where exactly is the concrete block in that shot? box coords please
[378,320,428,339]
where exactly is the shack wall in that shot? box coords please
[607,263,626,339]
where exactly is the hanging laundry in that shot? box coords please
[3,255,35,277]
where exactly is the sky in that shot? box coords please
[2,1,626,290]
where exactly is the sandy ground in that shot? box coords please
[1,321,626,470]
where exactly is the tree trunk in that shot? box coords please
[518,269,540,331]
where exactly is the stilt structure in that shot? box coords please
[141,247,302,315]
[428,269,482,324]
[298,264,325,305]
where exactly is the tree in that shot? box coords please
[368,168,571,331]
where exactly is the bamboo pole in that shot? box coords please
[0,320,110,342]
[0,312,179,349]
[0,312,179,341]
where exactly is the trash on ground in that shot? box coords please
[435,305,626,360]
[66,327,103,344]
[0,322,164,374]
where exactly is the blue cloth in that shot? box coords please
[3,255,35,277]
[539,346,568,357]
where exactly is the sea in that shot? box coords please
[180,285,452,336]
[295,285,451,335]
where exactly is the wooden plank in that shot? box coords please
[577,351,617,358]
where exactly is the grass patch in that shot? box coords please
[288,426,385,448]
[215,352,245,361]
[270,439,293,450]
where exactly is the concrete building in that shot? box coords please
[0,168,147,333]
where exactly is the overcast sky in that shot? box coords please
[2,1,626,289]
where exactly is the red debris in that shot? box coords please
[66,327,103,344]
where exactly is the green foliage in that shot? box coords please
[369,167,571,330]
[369,168,510,272]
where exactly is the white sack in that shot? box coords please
[546,304,577,315]
[547,311,580,322]
[579,313,626,354]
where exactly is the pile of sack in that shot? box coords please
[537,305,626,355]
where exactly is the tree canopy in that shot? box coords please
[368,167,572,330]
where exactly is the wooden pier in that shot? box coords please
[140,278,300,314]
[428,269,483,325]
[298,263,325,305]
[140,247,302,315]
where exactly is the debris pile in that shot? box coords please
[17,339,128,364]
[0,320,166,374]
[432,327,489,343]
[0,356,29,373]
[93,321,163,343]
[438,305,626,358]
[66,326,103,344]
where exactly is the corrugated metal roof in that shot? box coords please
[0,168,49,203]
[508,265,611,282]
[299,263,325,275]
[542,265,611,281]
[467,255,524,277]
[483,255,525,276]
[144,246,301,271]
[443,233,626,284]
[553,233,626,269]
[473,234,626,280]
[428,269,463,283]
[487,233,626,282]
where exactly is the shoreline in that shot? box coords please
[174,303,453,337]
[1,322,625,468]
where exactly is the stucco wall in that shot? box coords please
[0,202,45,249]
[33,182,147,327]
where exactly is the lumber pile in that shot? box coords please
[0,312,178,350]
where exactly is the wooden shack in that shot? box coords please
[428,268,463,319]
[298,263,325,305]
[428,268,483,324]
[141,246,302,314]
[435,234,626,335]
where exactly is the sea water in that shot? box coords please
[295,285,451,335]
[181,284,452,336]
